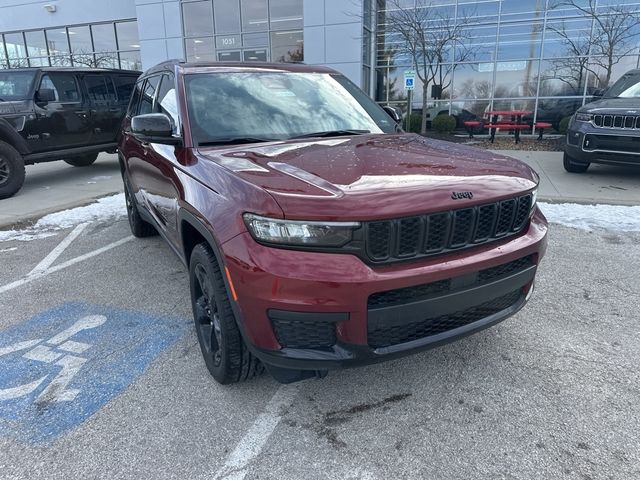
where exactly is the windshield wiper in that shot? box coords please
[290,129,370,139]
[197,137,278,147]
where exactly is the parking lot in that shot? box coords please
[1,180,640,478]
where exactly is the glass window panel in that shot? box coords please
[270,30,303,62]
[269,0,303,30]
[0,40,7,68]
[375,68,408,103]
[183,1,214,37]
[218,51,241,61]
[49,56,72,66]
[241,0,269,32]
[72,54,96,67]
[543,19,593,59]
[119,50,142,71]
[68,26,92,54]
[452,63,494,100]
[25,30,48,57]
[457,26,497,62]
[535,97,583,129]
[214,0,241,34]
[363,29,372,65]
[84,75,117,102]
[39,73,80,102]
[139,75,160,115]
[457,1,499,24]
[216,35,242,49]
[94,53,120,69]
[497,23,542,60]
[243,32,269,47]
[92,24,117,52]
[116,21,140,50]
[586,55,640,90]
[156,74,180,132]
[546,0,594,18]
[538,58,588,96]
[500,0,546,22]
[46,28,70,55]
[9,58,29,68]
[243,49,267,61]
[493,60,540,98]
[5,33,27,59]
[185,37,216,62]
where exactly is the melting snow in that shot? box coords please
[0,194,126,242]
[539,202,640,233]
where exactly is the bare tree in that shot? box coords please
[550,0,640,89]
[380,0,477,134]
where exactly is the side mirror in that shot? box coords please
[592,88,605,98]
[382,105,402,124]
[36,88,56,103]
[131,113,181,145]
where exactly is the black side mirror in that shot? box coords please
[382,105,402,124]
[592,88,605,98]
[36,88,56,103]
[131,113,181,145]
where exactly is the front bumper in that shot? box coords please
[566,122,640,166]
[221,208,548,370]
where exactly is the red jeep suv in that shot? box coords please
[118,61,548,384]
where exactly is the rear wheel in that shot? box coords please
[189,243,262,384]
[0,140,26,199]
[563,152,590,173]
[64,152,98,167]
[123,176,157,237]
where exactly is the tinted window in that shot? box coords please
[113,75,137,102]
[0,71,36,100]
[128,80,143,116]
[39,73,80,102]
[84,75,117,103]
[155,74,180,133]
[138,75,160,115]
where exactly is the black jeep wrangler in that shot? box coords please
[0,67,140,198]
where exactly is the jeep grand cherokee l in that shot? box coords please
[0,67,140,198]
[564,69,640,173]
[119,61,548,384]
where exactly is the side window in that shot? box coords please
[84,75,117,103]
[128,80,143,116]
[138,75,160,115]
[155,74,180,133]
[38,74,80,103]
[113,75,138,103]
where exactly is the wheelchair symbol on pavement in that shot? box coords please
[0,315,107,404]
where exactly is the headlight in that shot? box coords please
[530,189,538,215]
[574,112,592,122]
[243,214,360,247]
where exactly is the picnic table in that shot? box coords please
[484,110,532,144]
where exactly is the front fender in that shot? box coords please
[0,117,31,156]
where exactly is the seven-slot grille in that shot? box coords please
[364,194,533,263]
[593,114,640,129]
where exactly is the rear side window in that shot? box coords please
[113,75,137,102]
[39,73,80,102]
[128,80,143,116]
[155,73,180,133]
[84,75,117,103]
[138,75,160,115]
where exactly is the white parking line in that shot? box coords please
[29,223,89,276]
[0,236,133,295]
[212,385,299,480]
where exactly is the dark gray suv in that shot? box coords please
[564,69,640,173]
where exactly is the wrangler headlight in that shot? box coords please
[243,214,360,247]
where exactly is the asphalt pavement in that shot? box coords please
[0,215,639,479]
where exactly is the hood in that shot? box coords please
[198,134,538,221]
[580,97,640,113]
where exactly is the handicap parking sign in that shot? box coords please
[0,303,188,443]
[404,71,416,91]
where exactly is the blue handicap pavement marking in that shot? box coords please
[0,302,189,443]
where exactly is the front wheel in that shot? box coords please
[189,243,262,384]
[563,152,590,173]
[64,152,98,167]
[0,140,26,199]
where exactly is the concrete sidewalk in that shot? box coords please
[499,150,640,206]
[1,149,639,229]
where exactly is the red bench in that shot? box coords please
[484,124,531,144]
[534,122,553,140]
[463,120,482,138]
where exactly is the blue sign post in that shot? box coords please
[0,303,188,443]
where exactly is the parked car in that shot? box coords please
[564,69,640,173]
[0,67,140,198]
[119,61,548,384]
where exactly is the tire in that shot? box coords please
[64,152,98,167]
[123,176,157,237]
[0,140,26,199]
[189,243,263,384]
[563,152,590,173]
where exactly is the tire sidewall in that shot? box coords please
[0,141,25,199]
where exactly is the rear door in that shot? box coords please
[82,74,118,145]
[33,72,92,151]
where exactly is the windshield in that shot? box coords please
[184,72,396,145]
[0,71,36,101]
[604,72,640,98]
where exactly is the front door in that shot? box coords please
[33,73,92,151]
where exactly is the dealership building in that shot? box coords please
[1,0,639,123]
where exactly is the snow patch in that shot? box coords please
[540,202,640,232]
[0,194,126,242]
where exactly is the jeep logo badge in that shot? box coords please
[451,191,474,200]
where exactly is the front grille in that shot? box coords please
[368,255,534,309]
[363,194,533,264]
[593,114,639,130]
[271,318,336,349]
[368,290,523,348]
